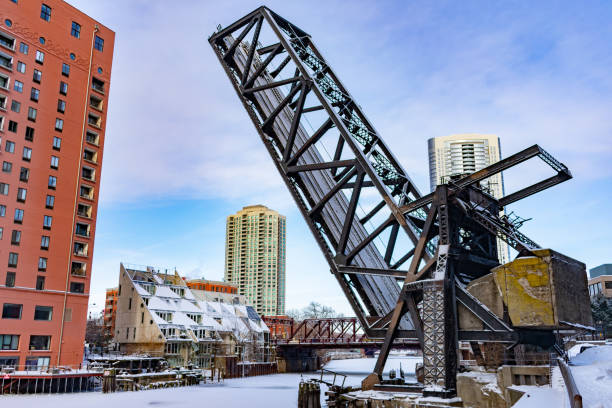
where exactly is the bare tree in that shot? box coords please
[291,302,341,320]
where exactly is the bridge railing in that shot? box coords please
[557,358,583,408]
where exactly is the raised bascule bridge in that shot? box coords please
[208,7,593,398]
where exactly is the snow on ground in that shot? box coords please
[510,385,568,408]
[4,373,302,408]
[570,345,612,408]
[323,355,421,382]
[2,356,423,408]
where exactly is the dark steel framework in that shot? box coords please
[209,7,572,396]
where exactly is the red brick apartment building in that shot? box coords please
[0,0,113,369]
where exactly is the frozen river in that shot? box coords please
[5,356,422,408]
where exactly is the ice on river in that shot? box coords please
[2,355,421,408]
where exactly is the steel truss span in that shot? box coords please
[209,6,572,396]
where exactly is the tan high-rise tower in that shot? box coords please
[224,205,286,316]
[428,134,510,264]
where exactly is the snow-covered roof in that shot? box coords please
[125,267,267,342]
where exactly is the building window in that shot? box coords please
[19,42,28,54]
[2,304,22,319]
[26,357,50,370]
[40,4,52,21]
[61,63,70,76]
[55,118,63,131]
[19,167,29,182]
[43,215,52,229]
[45,195,54,209]
[38,257,47,271]
[33,69,41,83]
[40,235,50,250]
[16,188,26,202]
[8,119,17,132]
[71,22,81,38]
[16,61,25,73]
[48,175,56,189]
[7,252,18,268]
[94,36,104,52]
[59,81,67,95]
[30,88,39,102]
[70,282,84,293]
[10,101,20,113]
[10,230,20,245]
[13,209,23,224]
[0,183,7,195]
[25,126,34,141]
[22,147,32,161]
[27,107,37,121]
[29,335,50,351]
[5,272,15,287]
[53,136,61,150]
[35,50,44,64]
[2,161,11,173]
[36,276,45,290]
[0,335,19,350]
[57,99,65,113]
[5,140,15,153]
[50,156,59,169]
[13,80,23,93]
[34,306,52,321]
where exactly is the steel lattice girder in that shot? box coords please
[209,6,572,397]
[209,6,429,335]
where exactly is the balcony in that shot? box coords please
[86,131,99,146]
[89,95,103,111]
[83,149,97,163]
[87,113,101,129]
[0,31,15,51]
[80,186,94,200]
[0,53,12,71]
[91,77,105,93]
[77,203,92,218]
[74,242,88,257]
[71,262,87,277]
[82,166,95,182]
[75,223,90,238]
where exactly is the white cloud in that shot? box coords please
[67,0,612,316]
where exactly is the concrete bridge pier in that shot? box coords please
[277,347,320,373]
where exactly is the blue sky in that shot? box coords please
[65,0,612,315]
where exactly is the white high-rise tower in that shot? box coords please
[428,134,510,264]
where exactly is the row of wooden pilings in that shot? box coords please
[298,380,321,408]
